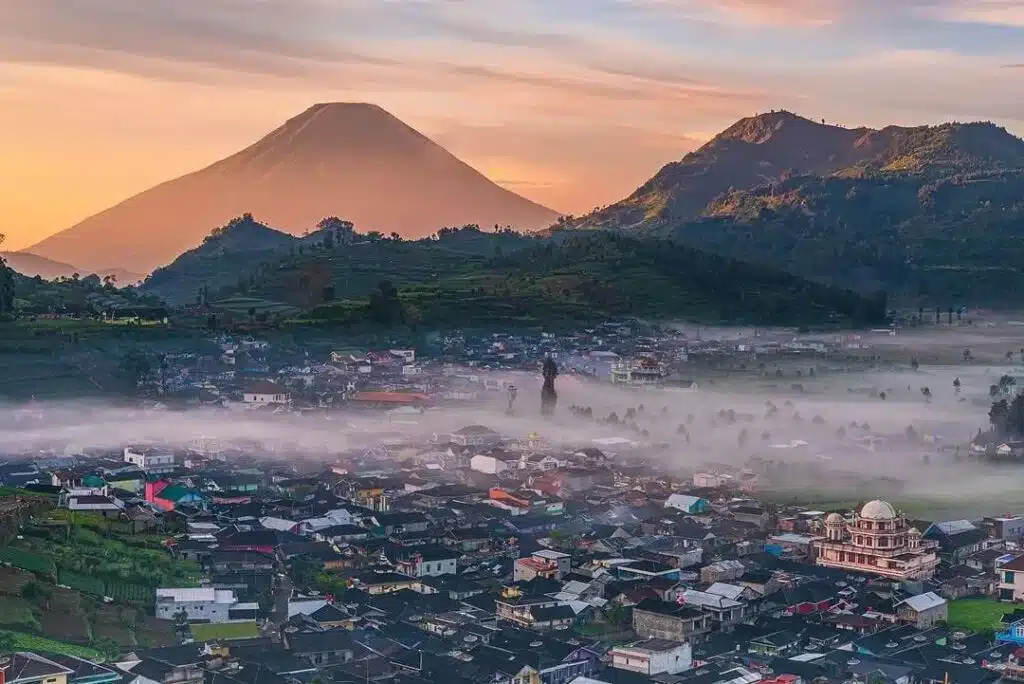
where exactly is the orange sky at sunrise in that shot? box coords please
[0,0,1022,250]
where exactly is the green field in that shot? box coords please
[190,621,260,641]
[947,598,1014,633]
[0,630,102,660]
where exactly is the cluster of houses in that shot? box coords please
[11,417,1024,684]
[119,320,869,411]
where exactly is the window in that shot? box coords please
[1006,571,1016,584]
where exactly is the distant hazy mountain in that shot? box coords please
[560,110,1024,305]
[0,251,141,283]
[27,103,560,274]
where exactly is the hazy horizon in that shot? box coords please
[1,0,1023,250]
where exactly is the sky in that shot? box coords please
[0,0,1022,251]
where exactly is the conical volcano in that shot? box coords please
[27,103,560,273]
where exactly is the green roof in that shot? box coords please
[156,484,200,502]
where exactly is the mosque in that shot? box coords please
[814,500,940,580]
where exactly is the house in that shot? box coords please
[996,610,1024,645]
[124,446,175,474]
[286,629,356,666]
[894,591,948,628]
[525,454,560,472]
[494,586,574,630]
[984,515,1024,541]
[350,571,422,595]
[394,546,458,578]
[66,493,125,516]
[997,554,1024,600]
[0,652,74,684]
[451,425,502,448]
[243,382,290,405]
[632,598,712,640]
[155,587,237,622]
[749,631,801,658]
[675,589,746,626]
[609,639,692,676]
[923,520,991,564]
[368,511,429,535]
[470,451,520,475]
[514,557,561,583]
[664,494,710,515]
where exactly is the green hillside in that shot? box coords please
[147,220,885,328]
[562,112,1024,306]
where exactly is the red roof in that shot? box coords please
[351,391,429,405]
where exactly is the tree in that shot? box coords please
[0,630,16,655]
[21,580,49,603]
[93,636,121,661]
[367,280,404,325]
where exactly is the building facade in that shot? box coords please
[815,500,939,580]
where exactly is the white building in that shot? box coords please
[470,452,518,475]
[124,447,175,474]
[395,549,458,578]
[610,639,692,676]
[155,587,237,622]
[532,549,572,577]
[243,382,290,405]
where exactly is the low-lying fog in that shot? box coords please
[4,319,1024,519]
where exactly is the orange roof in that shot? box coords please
[351,391,429,404]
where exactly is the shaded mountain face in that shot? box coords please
[27,103,560,274]
[571,110,1024,231]
[562,111,1024,305]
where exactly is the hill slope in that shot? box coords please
[142,219,886,327]
[564,111,1024,304]
[27,103,560,274]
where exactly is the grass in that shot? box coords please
[190,621,260,641]
[0,486,54,498]
[947,598,1014,633]
[0,630,102,660]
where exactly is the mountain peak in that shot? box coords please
[26,103,559,273]
[713,110,839,145]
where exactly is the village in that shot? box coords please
[4,409,1024,684]
[4,321,1024,684]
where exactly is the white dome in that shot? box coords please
[859,500,898,520]
[825,512,845,524]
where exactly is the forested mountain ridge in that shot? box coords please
[141,215,886,328]
[558,111,1024,305]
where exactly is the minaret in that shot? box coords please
[541,357,558,417]
[825,513,845,541]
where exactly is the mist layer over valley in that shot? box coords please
[5,320,1024,521]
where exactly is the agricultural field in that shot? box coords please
[0,596,40,633]
[190,622,261,641]
[0,630,102,660]
[38,589,92,644]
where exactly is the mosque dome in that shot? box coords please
[825,512,845,524]
[859,500,898,520]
